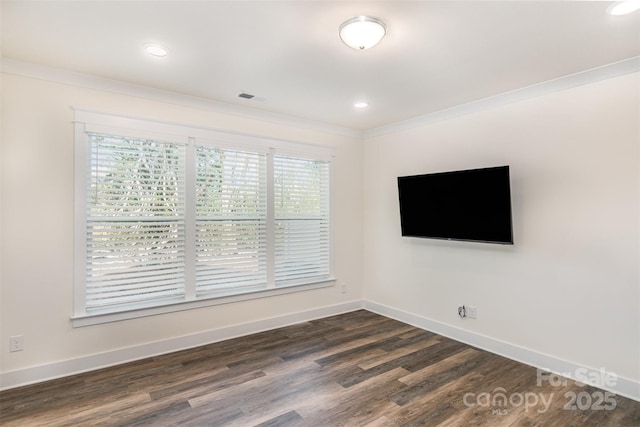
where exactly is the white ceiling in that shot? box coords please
[2,1,639,131]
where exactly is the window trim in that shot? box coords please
[73,109,335,327]
[71,279,334,327]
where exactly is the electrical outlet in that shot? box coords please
[341,283,347,293]
[458,305,466,318]
[10,335,24,352]
[467,306,477,319]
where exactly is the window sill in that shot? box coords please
[71,278,336,328]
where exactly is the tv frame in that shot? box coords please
[397,165,514,245]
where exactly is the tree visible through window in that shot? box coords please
[195,146,268,295]
[86,134,185,309]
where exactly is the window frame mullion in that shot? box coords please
[184,137,197,301]
[266,148,276,288]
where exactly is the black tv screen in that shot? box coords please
[397,166,513,244]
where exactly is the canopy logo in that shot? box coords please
[463,388,554,414]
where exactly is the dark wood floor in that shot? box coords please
[1,310,639,426]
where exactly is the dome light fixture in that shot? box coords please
[144,44,169,57]
[608,0,640,15]
[354,101,369,109]
[339,16,386,50]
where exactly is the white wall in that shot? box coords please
[2,66,639,398]
[363,72,640,385]
[0,73,364,385]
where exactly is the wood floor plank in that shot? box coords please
[296,367,408,426]
[336,338,469,389]
[389,350,495,406]
[397,347,479,386]
[357,335,441,370]
[386,370,487,426]
[171,404,245,427]
[2,310,639,426]
[253,410,304,427]
[145,366,230,399]
[313,325,415,367]
[151,368,265,405]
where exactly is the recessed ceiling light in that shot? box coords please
[354,102,369,109]
[339,16,386,50]
[608,0,640,15]
[144,44,169,57]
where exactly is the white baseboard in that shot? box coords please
[364,300,640,402]
[3,299,639,403]
[0,300,364,391]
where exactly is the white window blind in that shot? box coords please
[195,146,268,295]
[75,110,334,322]
[274,155,330,285]
[85,134,186,309]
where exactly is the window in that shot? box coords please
[85,135,186,310]
[195,147,268,296]
[74,110,333,325]
[274,156,330,285]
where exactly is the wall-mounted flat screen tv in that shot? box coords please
[397,165,513,244]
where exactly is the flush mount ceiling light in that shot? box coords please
[608,0,640,15]
[339,16,386,50]
[144,44,169,57]
[354,101,369,109]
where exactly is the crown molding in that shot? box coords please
[0,58,363,139]
[364,56,640,139]
[3,57,637,141]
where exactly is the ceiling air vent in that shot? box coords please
[238,92,255,99]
